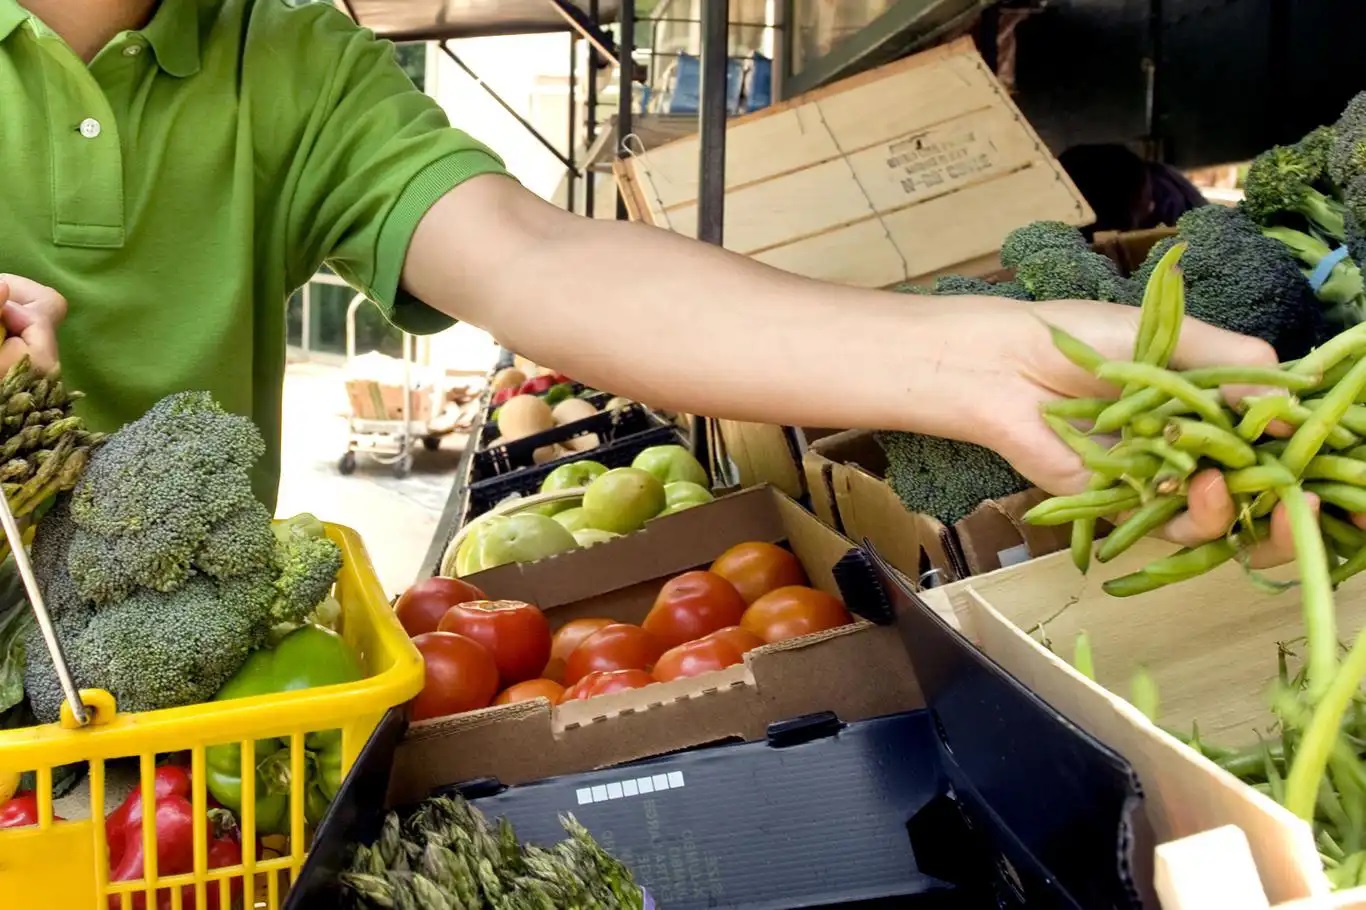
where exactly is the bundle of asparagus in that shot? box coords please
[341,794,646,910]
[1025,244,1366,886]
[0,356,101,557]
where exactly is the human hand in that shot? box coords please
[0,275,66,375]
[963,297,1318,563]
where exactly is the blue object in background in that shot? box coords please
[747,54,772,112]
[664,52,744,115]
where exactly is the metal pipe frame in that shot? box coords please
[568,33,578,214]
[543,0,621,67]
[616,0,636,220]
[586,0,600,217]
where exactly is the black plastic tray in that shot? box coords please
[475,403,665,477]
[467,425,684,521]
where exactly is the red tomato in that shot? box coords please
[641,571,747,649]
[494,678,566,706]
[706,626,765,656]
[560,669,655,703]
[394,577,487,637]
[409,632,501,721]
[653,635,747,683]
[741,586,851,643]
[438,600,552,686]
[544,617,614,682]
[710,542,809,605]
[562,624,666,685]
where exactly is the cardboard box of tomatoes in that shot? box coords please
[387,486,924,799]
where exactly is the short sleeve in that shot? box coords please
[250,0,510,333]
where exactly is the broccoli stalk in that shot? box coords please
[1262,225,1366,328]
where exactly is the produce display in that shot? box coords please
[450,446,715,576]
[486,366,626,465]
[339,793,645,909]
[396,540,851,722]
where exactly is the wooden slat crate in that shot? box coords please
[614,37,1093,289]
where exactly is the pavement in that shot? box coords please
[275,362,470,597]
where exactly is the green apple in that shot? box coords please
[632,445,708,487]
[475,513,578,571]
[582,467,667,534]
[660,481,714,516]
[573,528,621,549]
[455,518,499,576]
[536,460,608,515]
[553,507,593,533]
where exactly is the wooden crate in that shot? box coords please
[614,37,1092,289]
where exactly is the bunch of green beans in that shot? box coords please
[1024,242,1366,887]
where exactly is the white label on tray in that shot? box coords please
[997,543,1031,567]
[576,772,688,805]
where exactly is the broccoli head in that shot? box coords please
[66,391,265,603]
[876,431,1031,525]
[1242,136,1347,239]
[1345,175,1366,265]
[1330,92,1366,188]
[999,221,1088,270]
[1015,247,1131,302]
[1128,206,1325,358]
[269,515,343,627]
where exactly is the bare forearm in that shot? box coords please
[404,178,1014,441]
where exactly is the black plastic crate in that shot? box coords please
[466,424,684,520]
[476,402,664,471]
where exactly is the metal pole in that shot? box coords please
[567,34,578,214]
[585,0,599,218]
[615,0,635,220]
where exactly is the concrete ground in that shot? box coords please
[275,361,470,597]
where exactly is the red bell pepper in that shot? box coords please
[107,783,243,910]
[491,387,516,407]
[0,792,61,828]
[518,375,556,396]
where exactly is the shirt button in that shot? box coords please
[78,118,101,139]
[123,44,142,57]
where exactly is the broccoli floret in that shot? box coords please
[1128,206,1325,357]
[22,601,95,724]
[999,221,1088,270]
[1330,92,1366,189]
[1242,136,1347,239]
[1344,175,1366,265]
[67,392,265,603]
[876,431,1031,525]
[1015,247,1128,302]
[65,575,271,717]
[269,519,343,627]
[195,499,277,581]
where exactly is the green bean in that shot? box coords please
[1307,483,1366,515]
[1304,455,1366,486]
[1312,356,1364,394]
[1044,414,1110,462]
[1291,323,1366,378]
[1042,397,1115,421]
[1128,411,1167,438]
[1182,366,1320,390]
[1024,491,1143,526]
[1094,361,1234,431]
[1259,439,1289,457]
[1304,399,1366,437]
[1334,546,1366,588]
[1322,513,1366,550]
[1091,386,1166,435]
[1226,462,1297,495]
[1274,401,1360,450]
[1154,392,1215,419]
[1281,484,1339,707]
[1110,437,1197,475]
[1069,475,1110,574]
[1237,395,1293,441]
[1285,625,1366,820]
[1135,240,1187,370]
[1096,496,1184,563]
[1100,539,1236,597]
[1044,323,1107,374]
[1073,631,1096,680]
[1164,418,1257,469]
[1130,666,1160,721]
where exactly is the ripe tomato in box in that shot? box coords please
[544,617,614,682]
[439,600,552,686]
[642,570,747,649]
[495,678,566,706]
[741,586,851,644]
[706,625,764,656]
[560,668,655,702]
[563,624,666,685]
[394,577,487,637]
[710,541,809,605]
[653,633,750,683]
[410,632,501,721]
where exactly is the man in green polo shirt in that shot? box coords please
[0,0,1305,556]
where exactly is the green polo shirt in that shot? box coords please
[0,0,508,506]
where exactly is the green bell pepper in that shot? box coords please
[205,625,364,834]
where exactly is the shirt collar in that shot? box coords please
[140,0,202,78]
[0,0,27,44]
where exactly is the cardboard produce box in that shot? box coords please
[394,486,923,799]
[915,539,1366,907]
[715,421,845,499]
[614,37,1092,290]
[804,429,1068,584]
[344,378,434,423]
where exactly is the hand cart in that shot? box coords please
[338,292,447,479]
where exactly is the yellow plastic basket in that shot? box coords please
[0,523,424,909]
